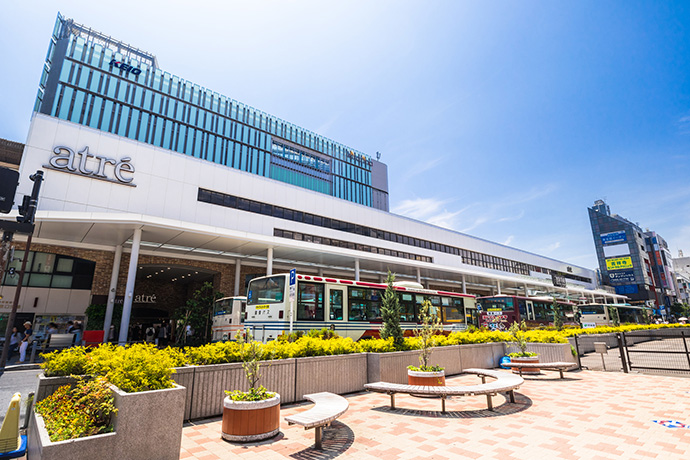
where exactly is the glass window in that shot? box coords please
[32,253,55,274]
[29,274,51,287]
[297,282,324,321]
[56,258,74,273]
[51,275,73,288]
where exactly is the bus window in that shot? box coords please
[399,293,415,322]
[532,301,551,322]
[581,305,605,315]
[443,298,465,323]
[247,275,285,305]
[329,289,344,320]
[348,287,383,321]
[518,300,527,318]
[297,282,324,320]
[214,299,231,316]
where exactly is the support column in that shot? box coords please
[234,259,242,296]
[266,247,273,276]
[591,293,596,303]
[103,245,123,343]
[461,275,467,294]
[497,281,502,295]
[318,268,324,277]
[416,267,421,284]
[354,259,360,281]
[119,228,142,345]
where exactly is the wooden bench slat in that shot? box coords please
[364,368,524,413]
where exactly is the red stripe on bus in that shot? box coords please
[340,280,354,284]
[313,277,323,281]
[304,276,312,280]
[437,290,475,298]
[325,278,338,283]
[356,281,386,288]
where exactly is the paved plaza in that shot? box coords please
[181,369,690,460]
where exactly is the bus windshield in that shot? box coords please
[214,298,232,316]
[248,276,286,305]
[480,297,514,312]
[580,304,606,315]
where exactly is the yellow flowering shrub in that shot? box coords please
[85,343,176,392]
[41,346,89,377]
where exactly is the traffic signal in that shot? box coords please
[0,167,20,214]
[16,171,44,224]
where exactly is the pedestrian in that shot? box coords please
[18,321,33,363]
[66,320,75,333]
[157,321,168,347]
[145,325,155,343]
[8,327,22,361]
[71,321,83,346]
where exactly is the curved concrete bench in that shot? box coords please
[364,368,524,413]
[502,361,577,378]
[285,392,349,449]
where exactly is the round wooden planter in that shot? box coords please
[407,369,446,386]
[510,356,540,375]
[221,393,281,442]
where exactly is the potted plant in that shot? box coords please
[407,299,445,386]
[507,320,539,374]
[221,331,280,442]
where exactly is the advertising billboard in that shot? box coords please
[606,256,633,271]
[551,272,567,288]
[609,270,636,283]
[601,231,627,245]
[603,243,630,258]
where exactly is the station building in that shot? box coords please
[1,13,625,339]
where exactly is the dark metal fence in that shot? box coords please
[622,329,690,375]
[573,328,690,375]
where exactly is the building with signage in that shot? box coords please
[588,200,676,315]
[1,13,624,340]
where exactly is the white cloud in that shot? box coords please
[543,241,561,253]
[502,235,515,246]
[496,210,525,223]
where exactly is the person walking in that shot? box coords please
[18,321,33,363]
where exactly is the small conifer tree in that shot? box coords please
[380,270,404,348]
[552,297,563,331]
[607,305,620,327]
[416,299,442,369]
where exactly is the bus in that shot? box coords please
[578,303,651,327]
[211,296,247,341]
[244,273,477,342]
[476,295,578,330]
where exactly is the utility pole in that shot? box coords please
[0,170,44,369]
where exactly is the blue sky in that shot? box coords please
[1,1,689,271]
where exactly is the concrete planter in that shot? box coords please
[221,394,281,442]
[28,383,186,460]
[407,369,445,386]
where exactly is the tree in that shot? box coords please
[416,299,442,369]
[552,297,563,331]
[607,305,620,327]
[379,270,404,348]
[174,282,223,346]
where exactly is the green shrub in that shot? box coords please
[184,341,242,365]
[40,346,89,377]
[225,385,275,401]
[35,376,117,442]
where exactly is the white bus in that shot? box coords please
[244,273,476,342]
[578,303,650,326]
[211,296,247,341]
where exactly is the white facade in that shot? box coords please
[8,113,627,322]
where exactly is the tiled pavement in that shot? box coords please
[180,370,690,460]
